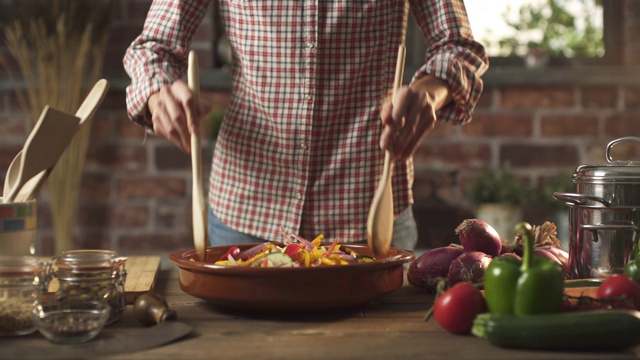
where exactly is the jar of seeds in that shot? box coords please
[51,250,127,325]
[0,256,47,336]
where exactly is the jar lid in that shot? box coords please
[0,256,43,276]
[574,137,640,185]
[55,249,118,271]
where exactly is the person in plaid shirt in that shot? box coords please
[123,0,488,250]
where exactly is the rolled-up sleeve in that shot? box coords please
[410,0,489,125]
[123,0,210,129]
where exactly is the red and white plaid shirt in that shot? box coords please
[124,0,487,243]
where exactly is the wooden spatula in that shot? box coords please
[366,44,406,256]
[188,51,208,262]
[11,79,110,203]
[3,106,80,203]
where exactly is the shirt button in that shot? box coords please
[306,41,315,49]
[300,142,307,150]
[295,191,303,200]
[304,94,312,101]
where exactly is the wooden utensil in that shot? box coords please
[188,51,208,262]
[3,106,80,203]
[11,79,110,203]
[366,44,406,257]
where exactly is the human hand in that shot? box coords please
[148,79,207,153]
[379,76,452,161]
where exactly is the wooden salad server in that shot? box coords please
[188,50,208,262]
[366,43,406,257]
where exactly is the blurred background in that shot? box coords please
[0,0,639,257]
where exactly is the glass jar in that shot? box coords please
[0,256,46,336]
[51,250,127,325]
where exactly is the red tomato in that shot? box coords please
[596,274,640,310]
[433,282,487,334]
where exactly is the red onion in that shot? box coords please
[498,252,522,261]
[407,246,464,293]
[447,251,492,285]
[238,243,269,261]
[455,219,503,256]
[535,247,569,275]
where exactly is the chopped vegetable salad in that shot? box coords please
[213,228,375,268]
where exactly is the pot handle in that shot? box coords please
[606,137,640,165]
[553,192,611,207]
[580,223,640,244]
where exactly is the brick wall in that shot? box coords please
[1,0,640,256]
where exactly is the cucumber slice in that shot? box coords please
[251,252,295,267]
[355,254,375,263]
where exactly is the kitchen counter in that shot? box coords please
[3,267,640,360]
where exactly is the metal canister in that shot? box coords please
[50,250,127,325]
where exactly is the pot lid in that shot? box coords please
[574,137,640,184]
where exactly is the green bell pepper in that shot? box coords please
[484,222,565,315]
[624,242,640,282]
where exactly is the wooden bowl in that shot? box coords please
[169,243,414,312]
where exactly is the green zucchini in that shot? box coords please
[472,310,640,352]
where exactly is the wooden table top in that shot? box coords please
[3,268,640,360]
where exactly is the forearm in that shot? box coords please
[409,75,453,114]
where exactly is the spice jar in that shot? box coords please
[51,250,127,325]
[0,256,46,336]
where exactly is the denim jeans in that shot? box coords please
[207,204,418,251]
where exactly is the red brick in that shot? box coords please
[86,144,147,172]
[155,145,191,171]
[540,114,599,137]
[501,87,575,109]
[79,173,111,202]
[603,113,640,138]
[116,115,148,140]
[117,233,192,255]
[77,205,110,228]
[501,144,579,167]
[582,87,618,108]
[111,205,150,228]
[462,112,533,137]
[623,87,640,109]
[156,202,190,230]
[73,233,112,252]
[116,176,187,200]
[474,88,494,109]
[414,143,492,170]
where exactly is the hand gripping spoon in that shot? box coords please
[188,51,208,262]
[3,106,80,203]
[366,44,406,257]
[11,79,110,203]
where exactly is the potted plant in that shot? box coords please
[465,163,533,241]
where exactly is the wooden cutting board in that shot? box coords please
[47,256,162,305]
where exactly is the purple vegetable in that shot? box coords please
[407,246,464,293]
[447,251,492,285]
[455,219,503,256]
[535,247,569,275]
[238,243,269,261]
[498,252,521,261]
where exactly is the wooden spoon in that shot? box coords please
[188,51,208,262]
[366,44,406,256]
[11,79,110,203]
[3,106,80,203]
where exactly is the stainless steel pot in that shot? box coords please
[554,193,640,278]
[553,137,640,279]
[573,137,640,206]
